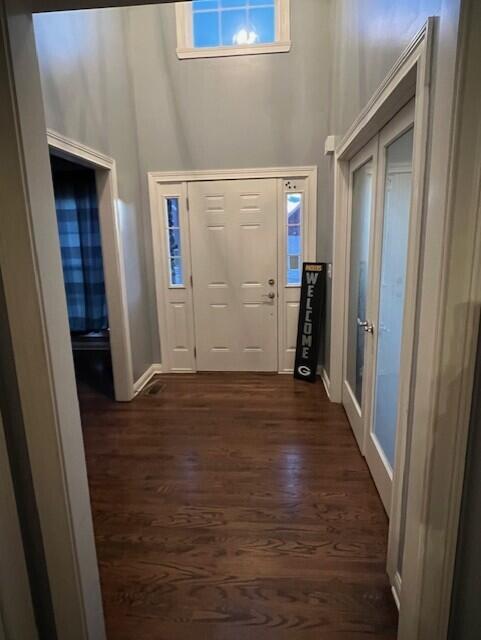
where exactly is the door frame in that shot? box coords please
[0,412,38,640]
[329,19,434,606]
[148,167,317,374]
[47,130,134,402]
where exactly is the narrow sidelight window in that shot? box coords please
[165,197,184,287]
[286,192,303,286]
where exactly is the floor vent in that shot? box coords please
[143,378,165,396]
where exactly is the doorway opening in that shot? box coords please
[47,131,134,402]
[50,153,114,398]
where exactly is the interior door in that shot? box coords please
[189,179,278,371]
[342,138,378,450]
[365,101,415,513]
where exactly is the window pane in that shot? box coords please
[192,0,277,50]
[286,193,302,286]
[170,258,184,287]
[193,0,219,11]
[250,7,275,43]
[346,160,373,406]
[165,198,184,286]
[221,8,249,45]
[220,0,246,7]
[166,197,180,228]
[372,127,414,468]
[168,228,181,257]
[193,10,220,47]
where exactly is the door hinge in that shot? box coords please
[186,197,190,212]
[190,274,193,287]
[194,347,197,358]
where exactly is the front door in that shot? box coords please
[189,179,278,371]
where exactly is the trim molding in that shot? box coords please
[47,129,134,402]
[320,366,331,399]
[149,166,317,183]
[133,364,163,396]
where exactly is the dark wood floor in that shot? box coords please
[79,373,398,640]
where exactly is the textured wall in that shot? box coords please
[33,1,332,375]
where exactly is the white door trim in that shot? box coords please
[148,167,317,374]
[399,1,481,637]
[0,412,38,640]
[47,129,134,402]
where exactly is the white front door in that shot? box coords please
[189,179,278,371]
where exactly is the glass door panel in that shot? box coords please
[372,128,414,468]
[347,161,373,405]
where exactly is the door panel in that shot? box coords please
[343,139,378,450]
[189,179,278,371]
[365,104,415,513]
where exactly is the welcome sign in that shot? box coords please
[294,263,326,382]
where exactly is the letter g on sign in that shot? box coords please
[297,365,311,377]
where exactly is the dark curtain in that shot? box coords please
[52,164,108,333]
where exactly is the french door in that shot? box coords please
[342,138,378,449]
[343,100,415,513]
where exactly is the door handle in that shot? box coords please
[357,318,374,334]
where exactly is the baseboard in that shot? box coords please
[133,363,163,396]
[391,571,401,611]
[319,366,331,399]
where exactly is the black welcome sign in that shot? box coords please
[294,263,326,383]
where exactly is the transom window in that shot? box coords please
[176,0,290,59]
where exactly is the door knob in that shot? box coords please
[262,292,276,302]
[268,278,275,286]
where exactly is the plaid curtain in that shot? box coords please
[52,167,108,333]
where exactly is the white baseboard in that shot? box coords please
[133,363,163,396]
[319,366,331,399]
[392,571,401,611]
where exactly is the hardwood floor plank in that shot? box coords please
[79,372,398,639]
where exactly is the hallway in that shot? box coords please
[80,373,398,639]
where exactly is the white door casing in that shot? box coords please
[189,179,278,371]
[148,168,317,374]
